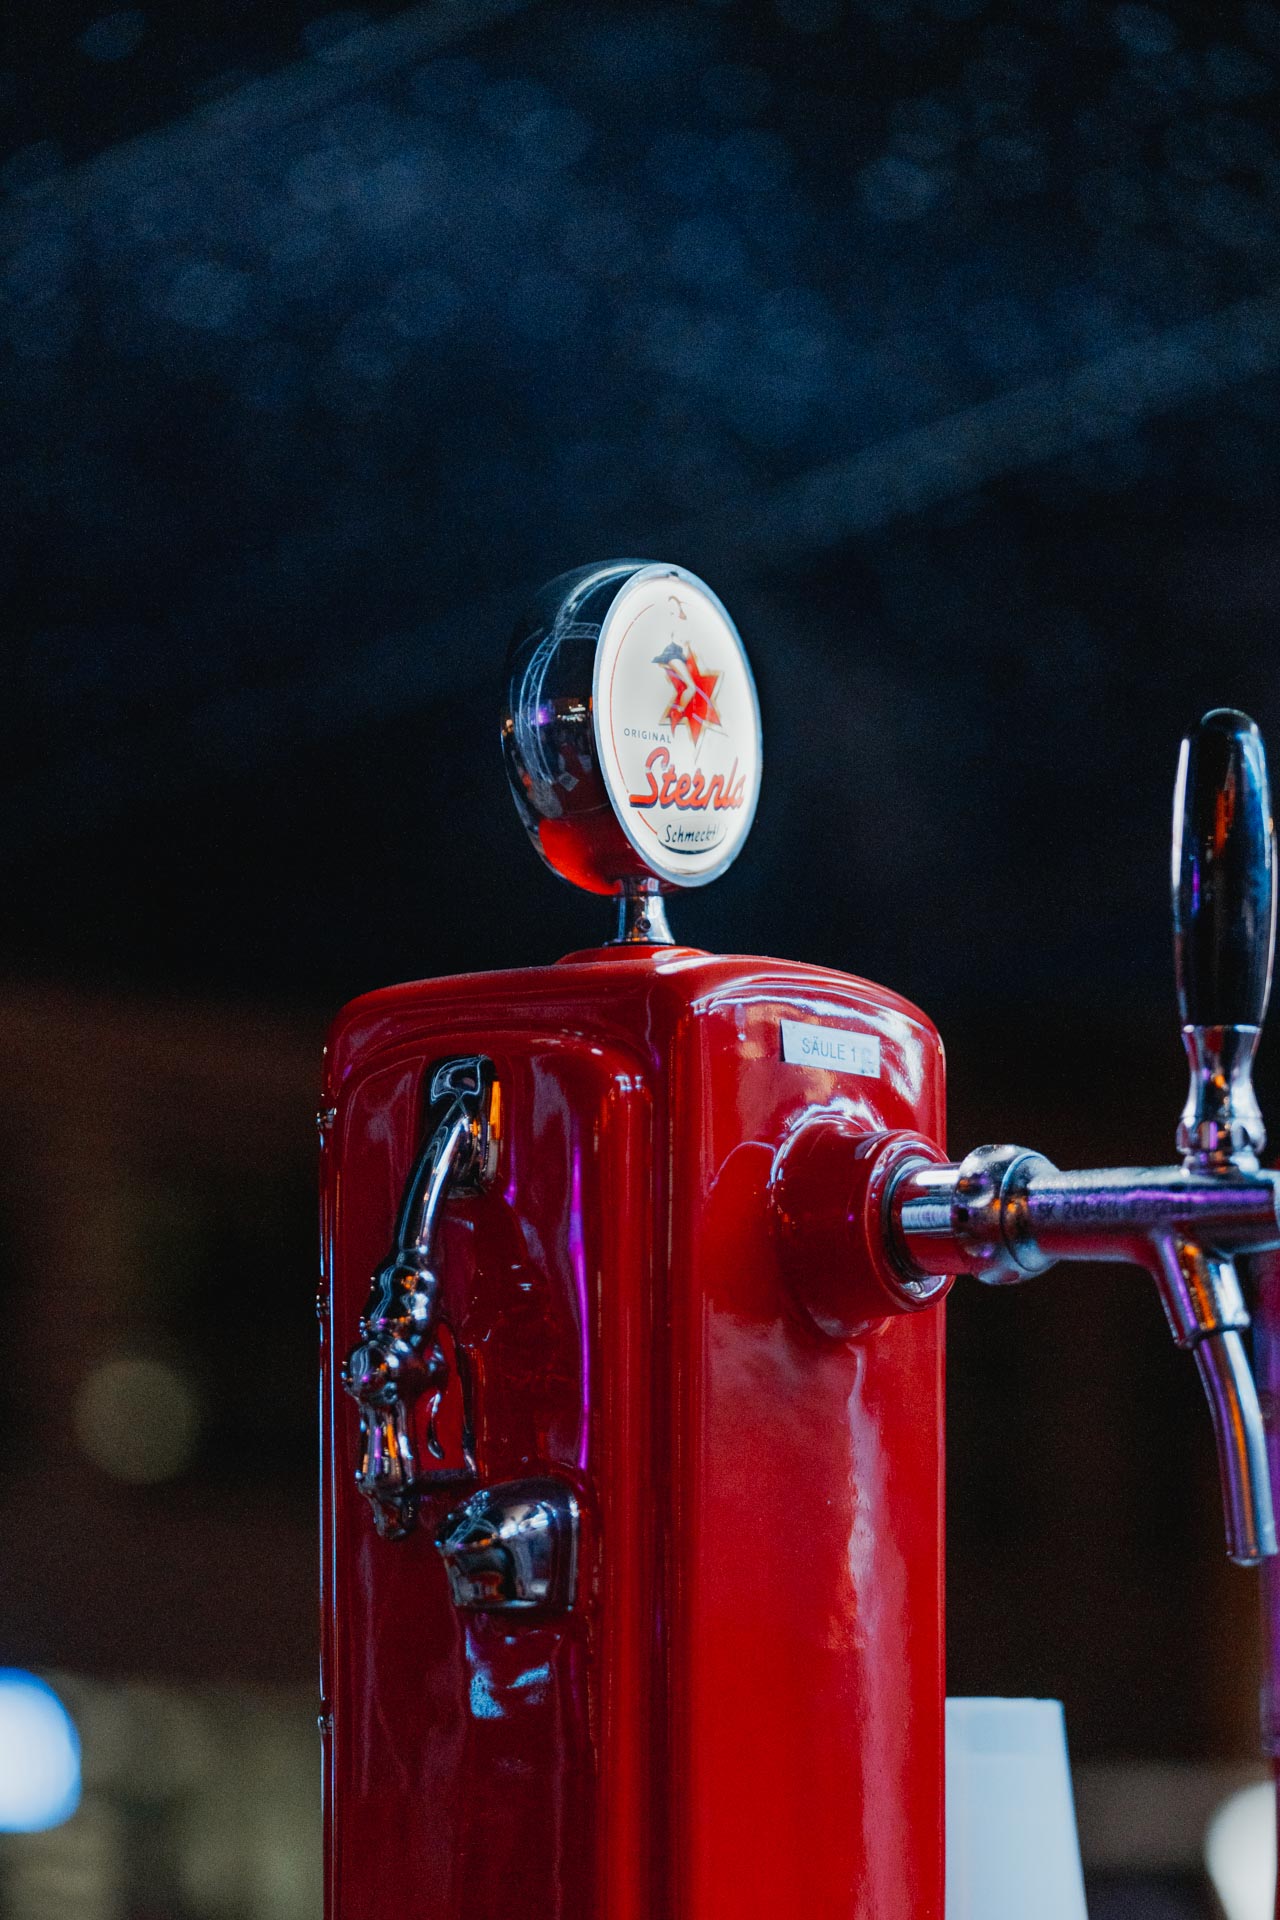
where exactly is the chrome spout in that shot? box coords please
[1190,1323,1273,1567]
[1150,1235,1274,1566]
[888,1149,1280,1563]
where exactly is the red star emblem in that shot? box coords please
[661,647,722,746]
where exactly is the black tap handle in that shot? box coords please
[1173,709,1276,1034]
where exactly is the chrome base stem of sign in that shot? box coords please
[610,885,674,947]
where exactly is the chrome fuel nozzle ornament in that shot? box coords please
[501,561,762,944]
[341,1056,498,1539]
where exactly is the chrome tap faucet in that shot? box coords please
[887,709,1280,1566]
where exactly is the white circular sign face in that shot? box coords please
[593,564,762,886]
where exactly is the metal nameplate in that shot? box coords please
[780,1019,881,1078]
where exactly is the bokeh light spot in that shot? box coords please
[667,215,746,286]
[775,0,844,31]
[385,267,463,340]
[508,268,587,341]
[0,1673,81,1833]
[1,142,64,193]
[165,261,252,332]
[74,1357,201,1484]
[1112,4,1179,58]
[861,154,948,221]
[302,12,369,61]
[701,63,772,120]
[646,131,720,199]
[718,128,792,192]
[79,11,146,62]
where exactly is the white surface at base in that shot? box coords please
[946,1697,1088,1920]
[1205,1779,1276,1920]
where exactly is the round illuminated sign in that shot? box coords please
[592,565,761,886]
[502,559,761,899]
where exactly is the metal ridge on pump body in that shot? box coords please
[883,709,1280,1565]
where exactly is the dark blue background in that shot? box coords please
[5,5,1280,1912]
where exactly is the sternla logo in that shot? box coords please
[654,640,722,744]
[593,566,762,885]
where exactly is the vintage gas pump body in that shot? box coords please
[320,951,946,1919]
[322,560,1280,1919]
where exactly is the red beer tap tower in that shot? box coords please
[320,560,1280,1919]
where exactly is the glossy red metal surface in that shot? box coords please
[1254,1230,1280,1920]
[320,945,947,1919]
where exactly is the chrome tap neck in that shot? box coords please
[1178,1022,1265,1172]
